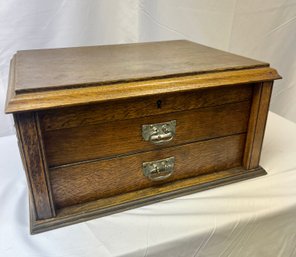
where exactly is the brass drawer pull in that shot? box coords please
[142,157,175,181]
[142,120,176,145]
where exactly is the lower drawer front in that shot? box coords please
[50,134,245,209]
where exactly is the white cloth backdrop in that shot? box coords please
[0,0,296,137]
[1,2,296,256]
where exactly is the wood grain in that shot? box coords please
[50,134,246,208]
[5,67,280,114]
[14,40,268,93]
[44,101,250,167]
[243,82,273,169]
[14,112,55,219]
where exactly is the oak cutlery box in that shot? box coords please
[5,40,281,233]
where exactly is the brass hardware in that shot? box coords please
[142,157,175,181]
[142,120,176,145]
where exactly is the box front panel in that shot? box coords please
[38,84,255,212]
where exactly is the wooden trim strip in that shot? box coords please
[243,82,273,169]
[6,67,281,113]
[35,113,56,216]
[14,112,55,219]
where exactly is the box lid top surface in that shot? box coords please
[6,40,281,113]
[14,40,268,93]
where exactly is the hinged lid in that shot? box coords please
[5,40,281,113]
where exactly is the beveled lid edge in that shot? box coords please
[5,66,281,114]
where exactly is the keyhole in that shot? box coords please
[156,99,162,109]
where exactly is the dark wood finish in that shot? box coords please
[51,134,245,208]
[39,84,253,131]
[14,40,268,93]
[5,40,281,234]
[44,101,250,167]
[243,82,273,169]
[31,166,266,234]
[14,112,55,219]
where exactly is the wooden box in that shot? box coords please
[5,40,281,234]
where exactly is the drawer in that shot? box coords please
[50,134,245,208]
[43,101,251,167]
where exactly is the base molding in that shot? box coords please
[30,166,266,234]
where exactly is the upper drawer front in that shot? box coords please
[39,84,252,131]
[43,100,251,167]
